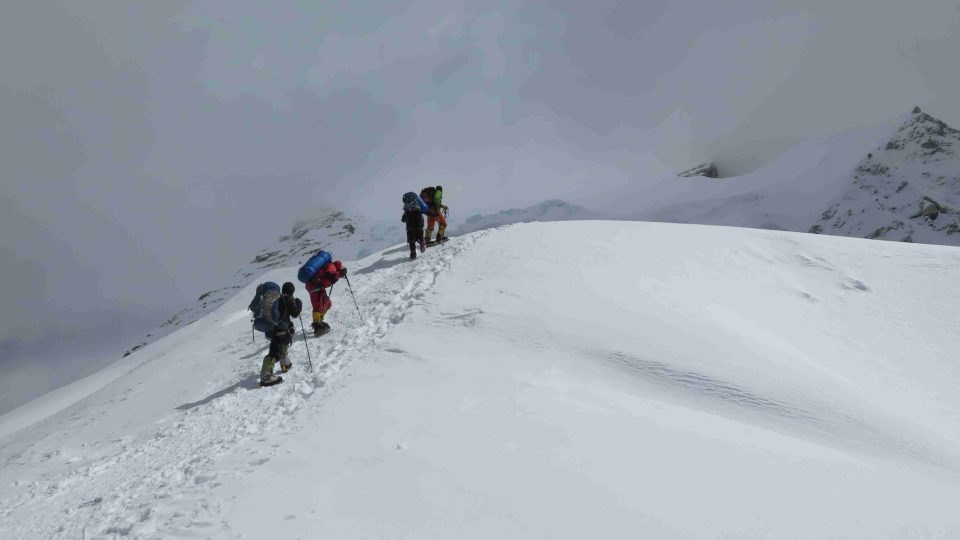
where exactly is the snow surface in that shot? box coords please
[456,199,602,236]
[2,221,960,539]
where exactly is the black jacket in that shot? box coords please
[278,293,302,323]
[401,209,424,232]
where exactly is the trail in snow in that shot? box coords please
[3,221,960,539]
[0,232,486,539]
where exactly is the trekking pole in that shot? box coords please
[343,275,364,323]
[298,315,315,372]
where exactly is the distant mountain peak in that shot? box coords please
[243,211,359,275]
[882,110,959,159]
[811,109,960,243]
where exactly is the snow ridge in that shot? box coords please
[0,233,486,539]
[456,199,601,236]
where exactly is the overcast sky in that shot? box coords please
[2,0,959,411]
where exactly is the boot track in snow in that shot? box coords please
[0,232,490,539]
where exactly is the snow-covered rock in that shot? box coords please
[678,162,720,178]
[811,109,960,244]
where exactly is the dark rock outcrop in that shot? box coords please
[678,162,720,178]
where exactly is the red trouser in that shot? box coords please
[427,212,447,238]
[308,286,332,323]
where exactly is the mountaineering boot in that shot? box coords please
[410,250,417,260]
[280,359,293,373]
[424,230,432,244]
[312,321,331,337]
[260,356,282,386]
[260,374,282,386]
[419,239,426,252]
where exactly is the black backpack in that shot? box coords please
[420,187,436,208]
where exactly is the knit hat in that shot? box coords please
[282,282,295,295]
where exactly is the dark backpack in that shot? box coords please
[402,192,420,212]
[420,187,436,209]
[249,282,282,333]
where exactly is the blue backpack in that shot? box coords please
[298,250,333,284]
[249,282,282,333]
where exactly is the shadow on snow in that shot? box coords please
[175,374,261,411]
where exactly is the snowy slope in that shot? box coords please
[2,221,959,539]
[134,109,959,370]
[118,208,408,359]
[157,209,401,335]
[456,199,601,235]
[0,209,409,439]
[611,118,906,232]
[457,117,905,237]
[812,108,960,243]
[470,110,960,248]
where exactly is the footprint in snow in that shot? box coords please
[842,278,870,291]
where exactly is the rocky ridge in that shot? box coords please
[811,108,960,244]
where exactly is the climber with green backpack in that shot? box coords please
[421,185,449,245]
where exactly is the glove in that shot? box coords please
[340,267,348,277]
[295,298,302,310]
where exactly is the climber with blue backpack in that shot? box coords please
[401,191,427,260]
[249,281,302,386]
[298,250,348,337]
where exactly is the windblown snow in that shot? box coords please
[2,222,960,539]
